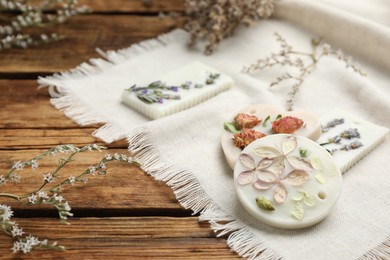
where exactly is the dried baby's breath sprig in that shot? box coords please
[185,0,274,55]
[243,33,366,111]
[0,144,140,253]
[0,0,90,51]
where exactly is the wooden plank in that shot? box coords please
[28,0,185,13]
[0,129,128,149]
[79,0,185,12]
[0,217,239,259]
[0,149,182,211]
[0,80,83,129]
[0,15,183,74]
[0,81,116,132]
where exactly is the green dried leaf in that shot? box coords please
[224,122,241,134]
[299,148,310,158]
[315,173,327,184]
[291,201,304,221]
[255,196,275,211]
[311,157,323,171]
[262,115,271,127]
[275,114,283,120]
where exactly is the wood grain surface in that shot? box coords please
[0,1,240,259]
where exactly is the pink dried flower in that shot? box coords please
[272,116,304,134]
[233,129,266,149]
[234,113,261,129]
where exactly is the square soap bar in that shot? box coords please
[318,109,389,174]
[121,61,234,119]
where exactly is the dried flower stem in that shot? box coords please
[0,0,89,51]
[0,144,140,254]
[185,0,274,55]
[243,33,366,111]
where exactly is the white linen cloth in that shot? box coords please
[39,0,390,259]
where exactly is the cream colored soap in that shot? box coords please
[121,61,234,119]
[221,104,322,169]
[234,134,342,229]
[317,109,389,173]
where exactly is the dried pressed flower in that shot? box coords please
[233,128,266,149]
[234,113,261,130]
[272,116,304,134]
[185,0,274,55]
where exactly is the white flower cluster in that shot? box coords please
[0,0,89,51]
[12,235,47,253]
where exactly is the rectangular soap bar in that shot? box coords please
[121,61,234,119]
[318,109,389,174]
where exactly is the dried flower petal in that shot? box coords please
[239,153,255,169]
[281,136,297,155]
[287,156,313,171]
[234,113,261,129]
[283,170,309,186]
[237,170,255,185]
[253,180,274,190]
[272,116,304,134]
[253,146,282,158]
[233,129,266,149]
[265,157,285,176]
[311,157,323,171]
[256,171,277,183]
[256,158,274,170]
[274,183,288,203]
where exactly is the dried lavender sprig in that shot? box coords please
[127,73,220,104]
[320,128,361,146]
[322,118,345,132]
[328,141,363,154]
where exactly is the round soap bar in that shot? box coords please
[221,104,322,169]
[234,134,342,229]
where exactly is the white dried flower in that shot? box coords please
[88,166,96,175]
[105,153,112,160]
[0,175,6,186]
[0,204,14,220]
[11,225,24,237]
[28,194,37,204]
[30,160,38,170]
[68,176,76,185]
[12,161,24,171]
[38,191,49,199]
[10,173,21,183]
[43,172,54,183]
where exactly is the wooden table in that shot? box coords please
[0,1,239,258]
